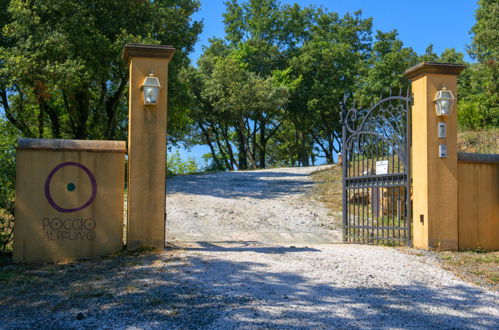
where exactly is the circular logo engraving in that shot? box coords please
[44,162,97,213]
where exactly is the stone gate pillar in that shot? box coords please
[404,62,465,250]
[123,44,175,250]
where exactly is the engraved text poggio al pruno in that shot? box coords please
[43,217,96,241]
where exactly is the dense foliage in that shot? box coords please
[0,0,202,141]
[184,0,497,170]
[0,118,16,251]
[458,0,498,129]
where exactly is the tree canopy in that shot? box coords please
[458,0,498,129]
[0,0,496,170]
[183,0,494,170]
[0,0,202,140]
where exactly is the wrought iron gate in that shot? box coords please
[341,94,412,246]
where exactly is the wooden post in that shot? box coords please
[404,62,465,250]
[123,44,175,250]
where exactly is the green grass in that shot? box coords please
[436,251,499,289]
[457,128,498,153]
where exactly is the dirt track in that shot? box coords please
[166,165,342,244]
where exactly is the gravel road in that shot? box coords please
[162,166,498,328]
[1,166,497,329]
[166,165,342,244]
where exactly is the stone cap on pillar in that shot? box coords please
[18,138,127,153]
[404,62,466,80]
[123,43,175,64]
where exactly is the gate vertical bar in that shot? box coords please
[406,95,413,246]
[341,102,348,242]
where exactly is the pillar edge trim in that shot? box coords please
[404,62,466,80]
[123,43,175,64]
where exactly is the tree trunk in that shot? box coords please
[198,123,225,170]
[259,119,266,168]
[38,101,44,138]
[236,119,248,170]
[221,125,237,169]
[42,100,61,138]
[0,87,34,137]
[73,90,90,139]
[105,75,128,139]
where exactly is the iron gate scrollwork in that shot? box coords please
[341,94,412,246]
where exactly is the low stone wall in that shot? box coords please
[13,138,126,263]
[457,153,499,250]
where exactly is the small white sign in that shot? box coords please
[438,122,446,138]
[376,160,389,175]
[439,144,448,158]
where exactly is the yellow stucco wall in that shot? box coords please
[411,75,429,248]
[410,74,459,250]
[125,46,173,250]
[13,139,126,263]
[458,161,499,250]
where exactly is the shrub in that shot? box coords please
[0,120,18,252]
[167,150,199,176]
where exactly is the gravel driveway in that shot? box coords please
[166,165,342,243]
[162,166,498,328]
[1,166,497,328]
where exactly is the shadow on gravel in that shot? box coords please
[0,247,497,328]
[178,241,321,254]
[167,171,313,200]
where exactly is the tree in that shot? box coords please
[464,0,498,128]
[182,38,238,170]
[355,30,418,107]
[183,0,306,169]
[0,118,17,251]
[0,0,202,140]
[469,0,498,65]
[291,10,373,164]
[221,0,306,168]
[189,49,291,170]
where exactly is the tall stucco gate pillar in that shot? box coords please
[123,44,175,250]
[404,62,465,250]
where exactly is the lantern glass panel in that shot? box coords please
[141,74,161,105]
[434,88,455,116]
[143,86,159,105]
[440,90,453,99]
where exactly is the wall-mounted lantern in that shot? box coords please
[434,85,455,116]
[141,73,161,105]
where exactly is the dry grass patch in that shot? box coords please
[436,250,499,290]
[458,129,498,153]
[311,165,343,213]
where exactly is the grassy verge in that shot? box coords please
[311,165,343,213]
[312,165,499,291]
[457,128,498,153]
[435,250,499,290]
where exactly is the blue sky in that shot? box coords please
[178,0,479,165]
[189,0,479,64]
